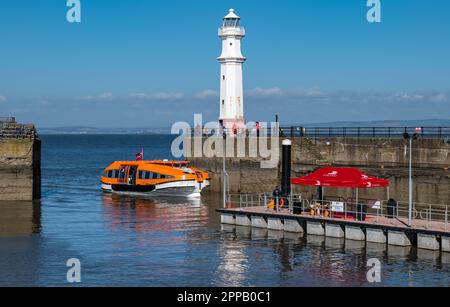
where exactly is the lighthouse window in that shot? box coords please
[222,100,225,105]
[224,19,239,28]
[222,75,225,80]
[230,43,233,46]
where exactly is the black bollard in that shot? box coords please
[281,139,292,196]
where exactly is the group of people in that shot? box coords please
[193,121,261,137]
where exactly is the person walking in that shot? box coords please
[255,121,260,137]
[232,122,237,137]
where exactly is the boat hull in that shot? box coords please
[101,180,210,198]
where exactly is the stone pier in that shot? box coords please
[417,234,440,251]
[366,228,387,244]
[345,226,365,241]
[267,217,284,231]
[284,219,304,233]
[251,215,267,228]
[388,230,412,246]
[325,223,344,238]
[235,215,251,226]
[307,221,324,236]
[0,119,41,201]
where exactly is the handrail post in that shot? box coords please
[445,205,448,231]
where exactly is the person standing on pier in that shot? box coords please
[272,186,281,211]
[255,121,260,137]
[232,122,237,137]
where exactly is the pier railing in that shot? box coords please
[189,126,450,139]
[0,117,16,123]
[225,193,449,231]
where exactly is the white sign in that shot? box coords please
[370,200,381,209]
[331,201,345,213]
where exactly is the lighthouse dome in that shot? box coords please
[223,8,240,27]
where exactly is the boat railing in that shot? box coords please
[224,193,449,232]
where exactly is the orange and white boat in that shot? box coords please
[100,160,210,198]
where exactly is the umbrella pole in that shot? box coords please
[356,188,359,206]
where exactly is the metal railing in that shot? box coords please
[188,126,450,139]
[224,193,449,231]
[0,122,37,139]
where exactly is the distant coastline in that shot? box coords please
[37,119,450,135]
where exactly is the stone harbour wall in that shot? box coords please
[0,121,41,201]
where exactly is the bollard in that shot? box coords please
[281,139,292,196]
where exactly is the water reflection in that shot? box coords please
[216,224,250,287]
[0,201,41,237]
[101,193,208,234]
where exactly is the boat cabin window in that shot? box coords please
[137,171,174,180]
[103,170,119,178]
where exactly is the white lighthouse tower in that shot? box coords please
[218,9,246,130]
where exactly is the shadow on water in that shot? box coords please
[0,201,41,237]
[0,201,41,286]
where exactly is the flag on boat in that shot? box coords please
[136,149,143,161]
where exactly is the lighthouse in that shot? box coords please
[218,9,246,130]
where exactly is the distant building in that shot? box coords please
[218,9,246,130]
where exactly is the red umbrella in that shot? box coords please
[291,167,389,188]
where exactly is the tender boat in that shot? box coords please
[100,160,210,198]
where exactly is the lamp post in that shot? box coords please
[221,121,227,209]
[403,129,420,227]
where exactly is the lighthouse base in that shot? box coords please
[221,118,246,130]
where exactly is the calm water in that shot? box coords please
[0,134,449,286]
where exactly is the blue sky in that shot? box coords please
[0,0,449,128]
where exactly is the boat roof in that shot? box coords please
[108,160,189,166]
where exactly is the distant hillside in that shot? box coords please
[38,126,172,135]
[38,119,450,134]
[299,119,450,128]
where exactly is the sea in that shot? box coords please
[0,134,449,286]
